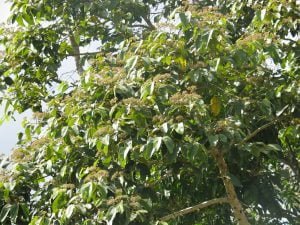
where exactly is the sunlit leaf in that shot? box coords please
[210,96,221,116]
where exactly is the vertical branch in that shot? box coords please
[211,148,250,225]
[69,34,84,75]
[141,15,156,30]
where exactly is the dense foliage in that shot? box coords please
[0,0,299,224]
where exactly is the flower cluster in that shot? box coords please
[0,170,10,182]
[153,73,172,83]
[236,33,264,46]
[169,91,202,106]
[195,6,225,22]
[111,171,124,180]
[152,115,165,124]
[128,195,142,209]
[29,137,49,149]
[33,112,49,121]
[122,97,146,109]
[84,167,109,182]
[106,195,128,206]
[95,73,124,86]
[95,125,113,137]
[61,183,75,189]
[11,148,32,162]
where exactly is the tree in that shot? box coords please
[0,0,299,224]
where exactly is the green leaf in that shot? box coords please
[157,222,169,225]
[10,204,19,224]
[83,220,93,225]
[125,56,138,72]
[123,140,132,160]
[229,174,243,187]
[20,203,30,220]
[4,77,14,85]
[0,204,11,223]
[153,137,162,155]
[208,135,219,147]
[15,15,25,26]
[52,191,67,213]
[206,29,214,48]
[276,104,288,117]
[88,182,95,202]
[57,81,69,93]
[174,122,184,135]
[100,134,110,145]
[260,9,266,21]
[142,137,162,158]
[61,126,69,137]
[179,12,189,27]
[36,216,50,225]
[65,204,75,219]
[140,83,151,99]
[266,144,282,152]
[22,13,34,25]
[161,122,168,133]
[163,136,174,153]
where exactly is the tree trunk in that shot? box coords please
[211,148,250,225]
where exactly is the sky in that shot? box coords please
[0,0,23,156]
[0,1,78,155]
[0,1,10,21]
[0,0,99,155]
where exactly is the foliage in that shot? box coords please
[0,0,299,224]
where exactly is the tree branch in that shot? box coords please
[141,15,155,30]
[283,38,298,44]
[211,148,250,225]
[69,33,84,75]
[159,197,229,221]
[130,24,154,29]
[67,51,102,56]
[239,118,282,145]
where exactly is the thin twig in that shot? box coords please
[159,197,229,221]
[283,38,298,44]
[130,24,153,29]
[67,51,102,56]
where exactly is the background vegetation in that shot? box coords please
[0,0,299,224]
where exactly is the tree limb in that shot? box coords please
[69,33,84,75]
[239,118,282,145]
[141,15,155,30]
[159,197,229,221]
[211,148,250,225]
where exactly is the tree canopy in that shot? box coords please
[0,0,299,225]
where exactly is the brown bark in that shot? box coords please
[211,148,250,225]
[160,197,229,221]
[69,34,84,75]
